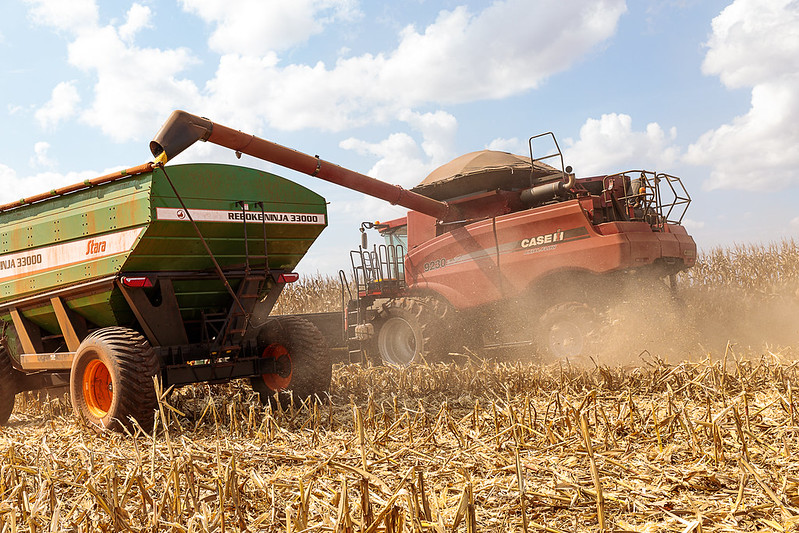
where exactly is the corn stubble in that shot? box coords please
[1,241,798,532]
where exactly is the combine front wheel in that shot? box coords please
[376,305,423,367]
[250,317,331,408]
[538,302,598,363]
[70,327,160,433]
[374,298,457,367]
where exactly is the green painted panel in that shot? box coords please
[0,163,327,343]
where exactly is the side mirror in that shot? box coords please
[360,229,368,249]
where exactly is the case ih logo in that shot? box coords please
[519,227,589,250]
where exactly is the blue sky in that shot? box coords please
[1,0,798,275]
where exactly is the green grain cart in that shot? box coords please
[0,161,331,432]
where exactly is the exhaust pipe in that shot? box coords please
[519,166,575,207]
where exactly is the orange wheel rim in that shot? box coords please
[261,344,292,391]
[84,359,113,418]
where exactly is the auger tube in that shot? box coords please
[150,110,455,221]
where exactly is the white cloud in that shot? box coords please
[22,0,626,146]
[791,216,799,228]
[685,0,799,190]
[486,137,525,153]
[702,0,799,89]
[24,0,98,32]
[180,0,360,55]
[681,218,706,230]
[205,0,626,132]
[35,80,80,130]
[0,166,99,206]
[68,26,201,141]
[118,3,153,42]
[29,142,56,169]
[340,110,457,187]
[25,1,201,142]
[563,113,680,175]
[339,110,458,221]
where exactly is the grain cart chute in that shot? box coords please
[0,161,330,431]
[148,110,696,367]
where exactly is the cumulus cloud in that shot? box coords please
[563,113,680,175]
[22,0,626,144]
[0,164,98,206]
[26,0,201,142]
[68,26,201,140]
[486,137,526,154]
[29,142,56,169]
[204,0,626,131]
[24,0,98,32]
[338,110,458,221]
[35,80,80,130]
[685,0,799,190]
[340,110,457,187]
[118,3,153,42]
[180,0,360,55]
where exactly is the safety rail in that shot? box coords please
[604,170,691,230]
[349,243,406,298]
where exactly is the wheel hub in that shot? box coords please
[83,359,113,418]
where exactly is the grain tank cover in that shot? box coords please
[410,150,558,201]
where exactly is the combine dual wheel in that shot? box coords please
[250,316,331,407]
[538,302,598,362]
[70,327,160,433]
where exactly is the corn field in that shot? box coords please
[1,241,799,532]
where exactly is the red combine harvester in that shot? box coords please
[151,112,696,366]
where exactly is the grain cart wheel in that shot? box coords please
[70,327,159,433]
[375,298,455,367]
[538,302,598,363]
[250,317,331,408]
[0,345,20,425]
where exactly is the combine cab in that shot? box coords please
[0,163,331,431]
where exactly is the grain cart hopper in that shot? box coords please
[148,111,697,368]
[0,161,330,431]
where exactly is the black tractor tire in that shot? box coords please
[250,316,331,408]
[373,297,457,367]
[69,327,160,433]
[0,345,19,426]
[538,302,598,363]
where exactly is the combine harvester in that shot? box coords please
[0,110,696,432]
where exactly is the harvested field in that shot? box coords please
[4,353,799,532]
[2,241,799,531]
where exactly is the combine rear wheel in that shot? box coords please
[374,298,457,367]
[70,327,160,433]
[0,346,19,425]
[538,302,598,363]
[250,317,331,408]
